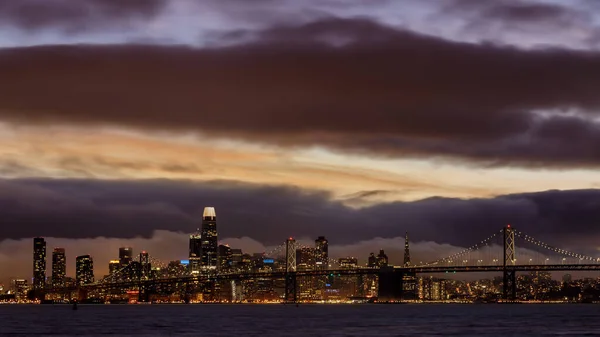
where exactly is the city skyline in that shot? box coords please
[1,0,600,297]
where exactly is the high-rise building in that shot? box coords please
[12,279,28,300]
[218,245,232,271]
[404,232,411,266]
[315,236,328,270]
[33,237,46,290]
[367,253,377,267]
[51,248,66,287]
[139,251,151,280]
[338,257,358,269]
[189,229,202,274]
[296,247,315,271]
[201,207,218,271]
[75,255,94,285]
[109,260,120,275]
[377,249,388,267]
[119,247,133,267]
[231,249,243,268]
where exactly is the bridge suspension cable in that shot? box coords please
[418,230,503,267]
[515,230,600,263]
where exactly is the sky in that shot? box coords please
[2,0,600,281]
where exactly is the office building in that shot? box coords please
[12,279,28,300]
[51,248,66,287]
[218,245,232,271]
[231,249,243,268]
[76,255,94,285]
[315,236,328,270]
[189,229,202,274]
[201,207,218,270]
[109,260,120,275]
[339,257,358,269]
[119,247,133,267]
[377,250,388,267]
[33,237,46,290]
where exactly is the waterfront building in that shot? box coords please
[338,257,358,269]
[315,236,328,270]
[12,279,28,300]
[218,245,232,271]
[119,247,133,267]
[51,248,66,287]
[76,255,94,285]
[377,250,388,267]
[109,260,120,275]
[33,237,46,290]
[201,207,218,271]
[189,229,202,274]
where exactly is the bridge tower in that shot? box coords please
[503,225,517,300]
[284,238,297,303]
[403,232,411,266]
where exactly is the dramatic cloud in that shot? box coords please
[0,0,168,33]
[1,178,599,251]
[1,18,600,167]
[441,0,600,48]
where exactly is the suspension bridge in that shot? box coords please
[43,225,600,303]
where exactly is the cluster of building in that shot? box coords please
[5,206,600,303]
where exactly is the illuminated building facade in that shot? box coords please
[218,245,232,271]
[315,236,328,270]
[76,255,94,285]
[119,247,133,267]
[200,207,218,271]
[12,279,28,300]
[231,249,242,269]
[33,237,46,290]
[296,247,316,300]
[51,248,66,287]
[189,229,202,274]
[338,257,358,269]
[377,250,388,267]
[109,260,120,275]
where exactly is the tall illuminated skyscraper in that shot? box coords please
[119,247,133,267]
[315,236,328,270]
[76,255,94,285]
[189,229,202,274]
[51,248,66,287]
[201,207,217,271]
[33,237,46,290]
[109,260,120,275]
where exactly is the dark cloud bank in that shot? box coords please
[1,18,600,166]
[1,178,599,250]
[0,0,167,32]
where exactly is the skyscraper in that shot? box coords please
[315,236,328,270]
[201,207,217,271]
[296,247,315,271]
[33,237,46,290]
[404,232,411,266]
[109,260,120,275]
[218,244,232,271]
[119,247,133,267]
[76,255,94,285]
[189,229,202,274]
[377,249,388,267]
[51,248,66,287]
